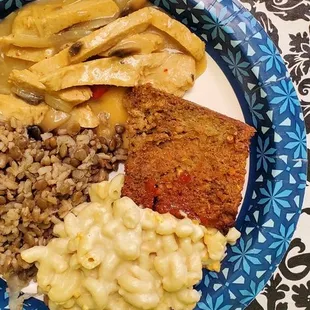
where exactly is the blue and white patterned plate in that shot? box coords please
[0,0,307,309]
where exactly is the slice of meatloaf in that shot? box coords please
[122,85,255,232]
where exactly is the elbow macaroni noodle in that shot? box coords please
[22,174,241,310]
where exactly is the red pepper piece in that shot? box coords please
[91,85,109,100]
[178,171,191,184]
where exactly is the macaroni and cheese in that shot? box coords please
[22,175,240,310]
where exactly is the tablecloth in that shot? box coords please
[238,1,310,309]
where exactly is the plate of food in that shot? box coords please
[0,0,307,309]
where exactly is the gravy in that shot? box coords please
[88,87,128,137]
[0,12,32,94]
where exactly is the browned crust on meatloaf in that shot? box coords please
[122,85,255,232]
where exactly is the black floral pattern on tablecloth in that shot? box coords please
[299,77,310,133]
[284,30,310,84]
[262,274,290,310]
[279,238,310,281]
[248,274,290,310]
[292,281,310,309]
[263,0,310,22]
[239,0,281,51]
[284,28,310,134]
[241,0,310,21]
[241,0,310,309]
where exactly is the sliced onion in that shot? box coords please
[69,17,118,32]
[40,108,70,132]
[50,29,92,48]
[127,0,148,11]
[114,0,148,14]
[113,0,128,10]
[45,93,74,113]
[10,16,116,50]
[10,29,92,49]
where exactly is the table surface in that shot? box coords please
[238,1,310,309]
